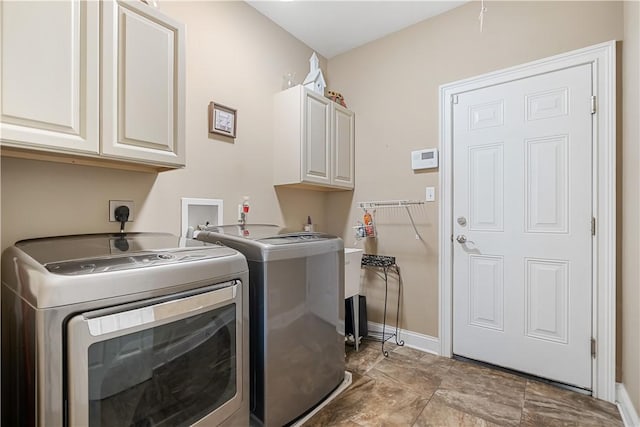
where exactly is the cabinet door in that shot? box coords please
[0,1,99,154]
[101,0,185,167]
[332,104,355,189]
[302,90,331,185]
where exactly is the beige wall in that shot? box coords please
[326,1,624,337]
[622,0,640,413]
[1,1,329,251]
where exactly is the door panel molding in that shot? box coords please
[525,134,569,234]
[468,254,504,331]
[439,41,616,402]
[469,142,504,231]
[524,257,570,344]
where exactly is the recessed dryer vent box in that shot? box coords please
[181,198,224,237]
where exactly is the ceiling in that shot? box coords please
[247,1,469,59]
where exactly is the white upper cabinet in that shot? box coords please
[274,86,355,190]
[101,0,185,167]
[332,103,355,189]
[0,0,185,170]
[0,0,100,154]
[302,90,332,186]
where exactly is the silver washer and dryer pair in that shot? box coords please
[196,225,345,427]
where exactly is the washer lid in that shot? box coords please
[14,232,235,274]
[202,224,286,240]
[202,224,334,244]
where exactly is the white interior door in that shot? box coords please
[452,63,593,389]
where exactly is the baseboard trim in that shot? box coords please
[366,321,440,355]
[616,382,640,427]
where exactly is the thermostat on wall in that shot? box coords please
[411,148,438,170]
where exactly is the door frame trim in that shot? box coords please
[438,41,616,402]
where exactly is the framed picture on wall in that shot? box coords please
[208,102,237,138]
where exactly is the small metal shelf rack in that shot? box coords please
[361,254,404,356]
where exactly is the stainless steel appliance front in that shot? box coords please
[1,233,249,427]
[67,281,242,426]
[196,225,345,426]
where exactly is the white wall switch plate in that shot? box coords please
[425,187,436,202]
[109,200,135,222]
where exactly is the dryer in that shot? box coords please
[1,232,249,427]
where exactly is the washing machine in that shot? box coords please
[196,225,345,427]
[1,232,249,427]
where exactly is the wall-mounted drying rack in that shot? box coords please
[357,200,425,240]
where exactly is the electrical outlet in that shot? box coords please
[109,200,135,222]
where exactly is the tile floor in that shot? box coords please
[303,340,623,426]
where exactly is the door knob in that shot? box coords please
[456,235,467,244]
